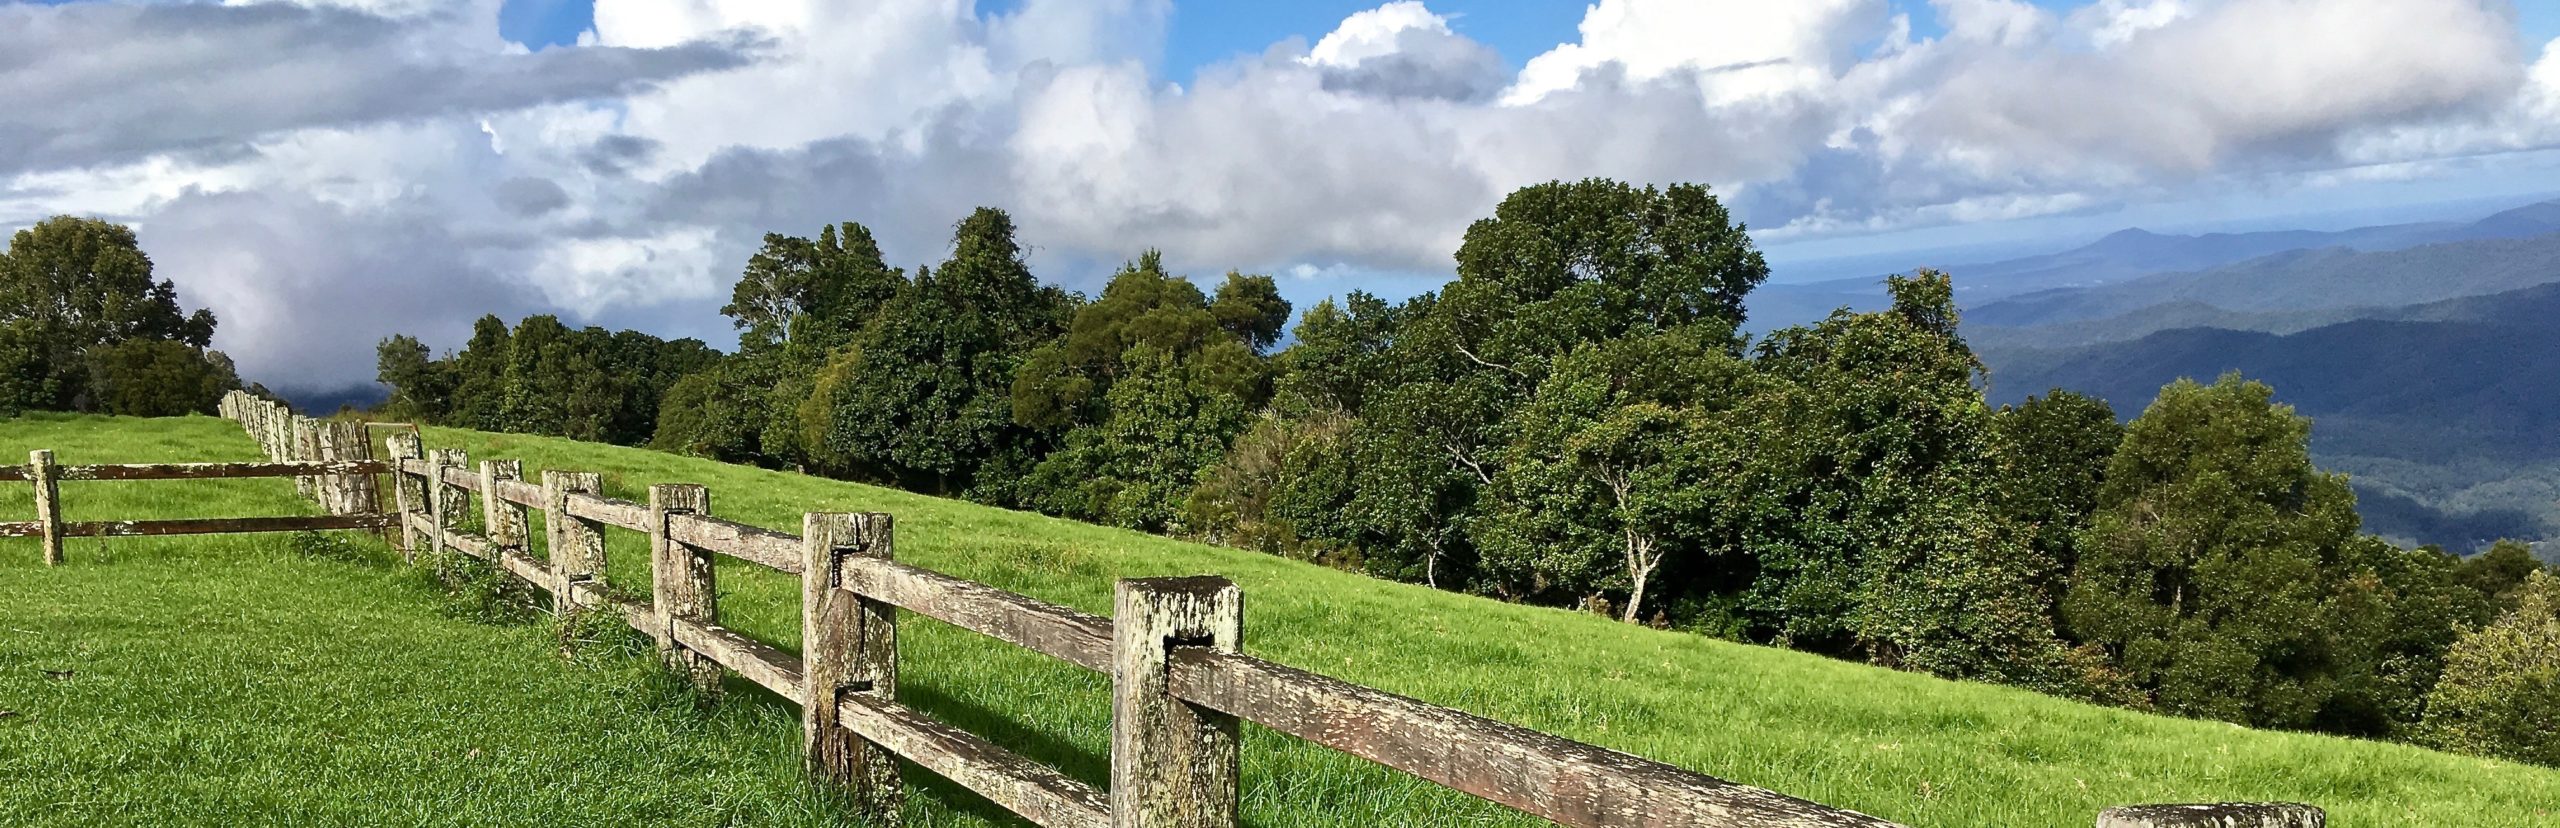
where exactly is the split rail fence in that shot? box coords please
[200,390,1909,828]
[3,395,390,565]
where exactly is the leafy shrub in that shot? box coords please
[2422,570,2560,765]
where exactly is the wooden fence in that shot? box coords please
[3,395,390,565]
[187,390,1899,828]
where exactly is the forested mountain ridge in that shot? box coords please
[1986,280,2560,550]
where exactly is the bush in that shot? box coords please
[2421,570,2560,765]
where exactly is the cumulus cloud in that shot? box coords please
[1,0,2553,391]
[0,1,751,174]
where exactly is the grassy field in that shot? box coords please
[2,412,2556,826]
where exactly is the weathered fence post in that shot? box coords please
[1111,576,1243,828]
[29,450,62,566]
[293,416,319,500]
[543,470,605,598]
[649,483,720,694]
[332,420,378,518]
[479,460,529,559]
[802,512,900,821]
[385,433,424,560]
[314,420,345,514]
[426,448,469,561]
[2097,803,2324,828]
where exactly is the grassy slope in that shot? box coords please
[4,414,2557,826]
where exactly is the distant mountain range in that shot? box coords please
[1747,196,2560,331]
[1984,280,2560,551]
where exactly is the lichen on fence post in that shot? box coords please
[29,449,62,566]
[542,470,605,598]
[649,483,721,694]
[802,512,901,822]
[331,420,378,518]
[478,460,529,558]
[385,433,425,560]
[2096,803,2325,828]
[1111,576,1243,828]
[293,416,320,500]
[426,448,470,562]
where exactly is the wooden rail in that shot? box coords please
[320,391,1900,828]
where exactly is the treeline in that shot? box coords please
[0,217,241,416]
[376,181,2560,764]
[374,316,717,445]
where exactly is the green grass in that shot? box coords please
[3,412,2557,826]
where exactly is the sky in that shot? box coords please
[5,0,2559,391]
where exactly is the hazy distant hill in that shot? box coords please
[1984,281,2560,550]
[1747,196,2560,332]
[1966,231,2560,330]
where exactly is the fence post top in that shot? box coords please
[480,459,522,478]
[28,448,51,463]
[650,483,709,511]
[1117,575,1237,599]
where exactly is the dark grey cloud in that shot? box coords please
[1315,26,1506,102]
[492,176,571,217]
[0,2,754,174]
[145,188,547,387]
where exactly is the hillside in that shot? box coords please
[1985,281,2560,549]
[4,413,2560,826]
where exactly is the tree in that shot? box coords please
[83,339,238,416]
[809,209,1074,498]
[1273,291,1399,415]
[375,334,449,422]
[1210,271,1290,352]
[722,222,903,358]
[1739,272,2073,686]
[1989,390,2124,611]
[2421,570,2560,765]
[651,363,768,462]
[1477,328,1752,622]
[2062,374,2380,728]
[1011,253,1283,527]
[2459,540,2552,614]
[446,315,512,431]
[0,216,220,413]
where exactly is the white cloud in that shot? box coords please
[3,0,2555,391]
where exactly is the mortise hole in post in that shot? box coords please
[1166,633,1215,650]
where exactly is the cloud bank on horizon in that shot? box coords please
[4,0,2557,387]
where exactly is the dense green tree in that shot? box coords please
[2421,570,2560,765]
[1210,272,1290,352]
[1272,291,1399,415]
[1990,390,2124,612]
[82,339,238,416]
[1026,345,1253,530]
[446,315,512,431]
[374,334,448,422]
[651,363,769,462]
[1477,328,1754,622]
[723,222,903,358]
[809,209,1074,497]
[1009,254,1283,527]
[2459,540,2552,614]
[2063,374,2390,728]
[1740,272,2073,686]
[1182,411,1358,561]
[0,217,224,413]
